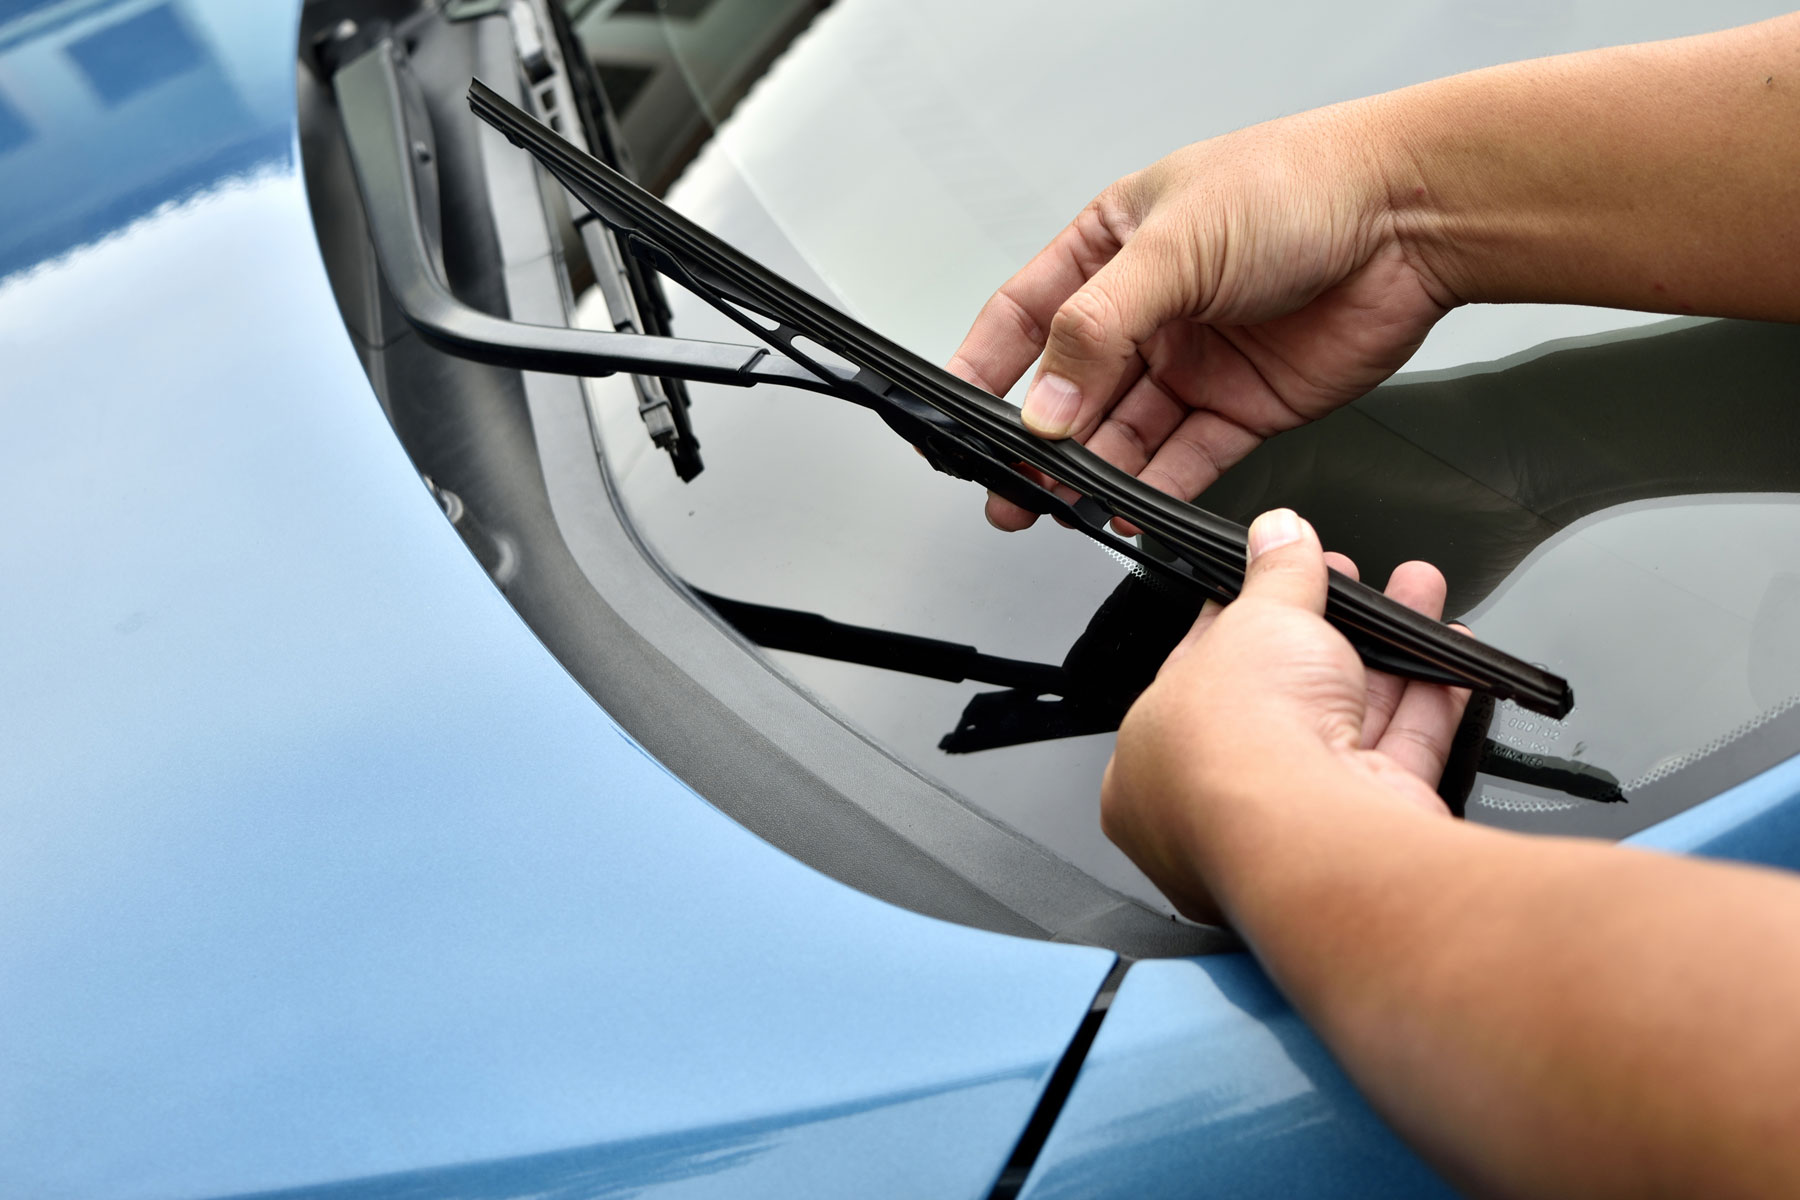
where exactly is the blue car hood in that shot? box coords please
[19,5,1800,1199]
[0,3,1113,1196]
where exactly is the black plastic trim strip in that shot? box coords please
[987,959,1131,1200]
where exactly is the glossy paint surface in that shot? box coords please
[1018,955,1457,1200]
[0,3,1114,1197]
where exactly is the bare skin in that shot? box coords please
[948,13,1800,530]
[1106,512,1800,1199]
[948,12,1800,1200]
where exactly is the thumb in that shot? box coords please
[1239,509,1328,614]
[1022,232,1189,438]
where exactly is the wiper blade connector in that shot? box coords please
[467,77,1574,719]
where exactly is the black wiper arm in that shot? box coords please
[468,78,1576,719]
[334,42,843,397]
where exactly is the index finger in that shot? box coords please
[946,203,1127,398]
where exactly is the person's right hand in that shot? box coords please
[947,101,1458,531]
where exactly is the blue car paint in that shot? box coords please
[1626,748,1800,866]
[1018,956,1459,1200]
[12,3,1800,1198]
[0,3,1115,1196]
[1016,757,1800,1198]
[0,0,292,284]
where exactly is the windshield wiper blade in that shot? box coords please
[540,0,704,479]
[468,77,1574,718]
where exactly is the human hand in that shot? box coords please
[947,104,1457,532]
[1100,509,1471,925]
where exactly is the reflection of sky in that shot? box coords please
[0,83,28,150]
[668,0,1791,382]
[0,3,1117,1195]
[0,0,291,281]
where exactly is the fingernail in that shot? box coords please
[1247,509,1304,560]
[1022,373,1081,436]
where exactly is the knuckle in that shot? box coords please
[1097,790,1121,841]
[1049,288,1117,360]
[1093,179,1142,229]
[1251,550,1309,578]
[991,288,1045,347]
[1389,725,1446,769]
[1098,763,1129,840]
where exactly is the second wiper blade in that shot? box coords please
[470,78,1573,719]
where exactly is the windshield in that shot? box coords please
[561,0,1800,911]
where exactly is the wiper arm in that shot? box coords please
[468,77,1575,719]
[334,43,847,395]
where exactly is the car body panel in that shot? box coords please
[0,3,1114,1196]
[1627,750,1800,866]
[1018,757,1800,1198]
[1017,955,1458,1199]
[12,1,1800,1196]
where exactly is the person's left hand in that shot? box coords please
[1100,509,1472,925]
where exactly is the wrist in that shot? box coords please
[1194,745,1453,938]
[1355,83,1482,310]
[1179,741,1373,912]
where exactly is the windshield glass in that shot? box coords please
[560,0,1800,912]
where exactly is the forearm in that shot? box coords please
[1209,775,1800,1199]
[1378,12,1800,320]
